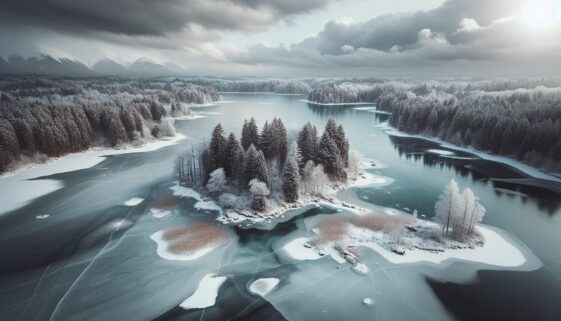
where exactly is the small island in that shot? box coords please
[171,118,499,268]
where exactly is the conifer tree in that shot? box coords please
[282,152,300,202]
[259,121,274,159]
[297,122,318,166]
[241,117,259,151]
[209,123,227,170]
[244,144,269,186]
[272,118,288,167]
[224,132,241,178]
[318,131,346,181]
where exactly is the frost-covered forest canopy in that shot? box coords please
[0,77,220,173]
[307,78,561,173]
[2,75,561,175]
[175,117,353,212]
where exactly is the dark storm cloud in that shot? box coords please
[0,0,335,36]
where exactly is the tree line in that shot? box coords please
[307,80,561,172]
[0,77,220,173]
[175,117,353,212]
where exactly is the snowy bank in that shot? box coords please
[0,134,186,215]
[180,274,227,310]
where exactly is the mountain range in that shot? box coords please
[0,55,183,77]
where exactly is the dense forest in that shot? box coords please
[0,77,220,173]
[175,117,354,211]
[307,79,561,173]
[191,79,313,95]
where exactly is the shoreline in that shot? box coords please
[380,123,561,184]
[0,134,186,215]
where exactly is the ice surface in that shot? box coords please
[0,134,186,215]
[248,278,280,296]
[179,274,227,310]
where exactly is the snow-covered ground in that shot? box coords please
[170,184,223,215]
[356,225,527,267]
[279,223,530,269]
[0,134,186,215]
[150,229,221,261]
[248,278,280,296]
[179,274,227,310]
[426,149,455,156]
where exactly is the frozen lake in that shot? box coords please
[1,93,560,321]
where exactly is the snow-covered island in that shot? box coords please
[168,117,518,268]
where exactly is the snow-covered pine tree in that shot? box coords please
[272,118,288,167]
[287,140,303,169]
[282,152,300,202]
[244,144,269,186]
[255,150,270,186]
[336,124,350,166]
[244,144,259,185]
[318,131,346,181]
[259,121,274,159]
[298,122,318,166]
[246,117,260,150]
[241,119,250,150]
[224,133,242,178]
[209,123,227,171]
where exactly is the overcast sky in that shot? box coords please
[0,0,560,77]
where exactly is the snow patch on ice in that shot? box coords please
[352,263,370,275]
[124,197,144,206]
[281,238,323,261]
[363,297,374,307]
[179,274,227,310]
[150,208,172,219]
[248,278,280,296]
[36,214,50,219]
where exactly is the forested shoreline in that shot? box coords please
[0,77,220,173]
[307,80,561,173]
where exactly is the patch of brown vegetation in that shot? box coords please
[310,217,349,246]
[153,196,179,210]
[163,222,227,254]
[351,212,412,231]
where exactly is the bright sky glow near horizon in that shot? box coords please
[0,0,560,77]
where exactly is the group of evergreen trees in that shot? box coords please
[0,77,220,173]
[307,80,561,172]
[175,117,351,212]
